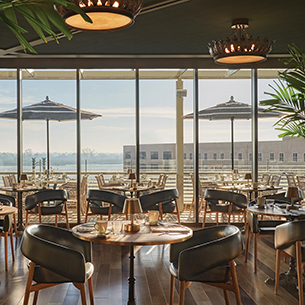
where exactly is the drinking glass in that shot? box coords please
[134,213,145,226]
[112,221,122,235]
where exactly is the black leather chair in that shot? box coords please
[0,213,14,271]
[24,189,69,229]
[169,225,243,305]
[139,189,180,224]
[274,220,305,305]
[85,189,127,222]
[245,201,286,273]
[0,193,17,235]
[20,224,94,305]
[203,189,247,228]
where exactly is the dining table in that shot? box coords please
[219,184,282,200]
[0,185,42,231]
[99,185,161,197]
[247,201,305,287]
[72,221,193,305]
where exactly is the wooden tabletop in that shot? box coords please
[219,184,282,192]
[99,185,160,193]
[0,206,17,216]
[0,185,42,193]
[72,222,193,246]
[247,204,305,219]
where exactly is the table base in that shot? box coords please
[265,257,298,288]
[128,245,136,305]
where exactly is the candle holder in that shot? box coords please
[122,198,143,232]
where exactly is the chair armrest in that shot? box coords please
[177,230,242,281]
[21,228,87,283]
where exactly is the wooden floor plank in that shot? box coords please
[0,231,301,305]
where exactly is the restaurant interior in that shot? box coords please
[0,0,305,304]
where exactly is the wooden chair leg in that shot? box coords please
[64,203,69,230]
[202,201,208,228]
[33,291,39,305]
[25,211,29,227]
[4,232,8,271]
[38,203,42,224]
[275,249,281,294]
[23,262,35,305]
[254,233,258,273]
[227,203,232,225]
[296,241,303,305]
[13,214,17,236]
[9,227,14,262]
[55,215,58,227]
[229,260,242,305]
[216,212,219,225]
[223,289,230,305]
[88,277,94,305]
[170,274,175,305]
[79,283,87,305]
[244,226,250,263]
[158,203,163,220]
[179,281,186,305]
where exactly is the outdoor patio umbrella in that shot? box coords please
[0,96,101,174]
[183,96,282,170]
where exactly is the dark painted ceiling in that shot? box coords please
[1,0,305,59]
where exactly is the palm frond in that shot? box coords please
[0,0,92,53]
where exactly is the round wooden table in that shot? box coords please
[247,202,305,287]
[0,205,17,216]
[72,222,193,305]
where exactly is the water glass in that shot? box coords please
[112,221,122,235]
[134,213,145,226]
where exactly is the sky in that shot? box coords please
[0,70,283,154]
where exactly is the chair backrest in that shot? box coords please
[204,189,247,209]
[96,174,105,189]
[159,174,168,189]
[286,173,297,187]
[0,194,15,207]
[271,174,281,187]
[157,174,163,186]
[2,176,11,187]
[25,189,68,210]
[170,225,243,276]
[20,224,91,283]
[275,220,305,250]
[8,174,16,185]
[297,175,305,192]
[139,189,179,211]
[261,173,270,185]
[87,189,127,211]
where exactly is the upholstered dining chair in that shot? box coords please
[20,224,94,305]
[245,201,286,273]
[169,225,243,305]
[261,173,271,185]
[0,213,14,270]
[0,193,17,235]
[274,220,305,305]
[96,173,106,189]
[139,189,180,224]
[25,189,69,229]
[85,189,127,222]
[202,189,247,228]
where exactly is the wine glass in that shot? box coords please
[112,221,122,235]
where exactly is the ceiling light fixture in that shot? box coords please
[58,0,143,31]
[208,18,274,65]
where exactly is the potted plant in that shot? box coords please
[260,44,305,138]
[0,0,91,53]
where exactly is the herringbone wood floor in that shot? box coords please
[0,229,300,305]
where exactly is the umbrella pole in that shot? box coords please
[46,119,50,177]
[231,117,234,171]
